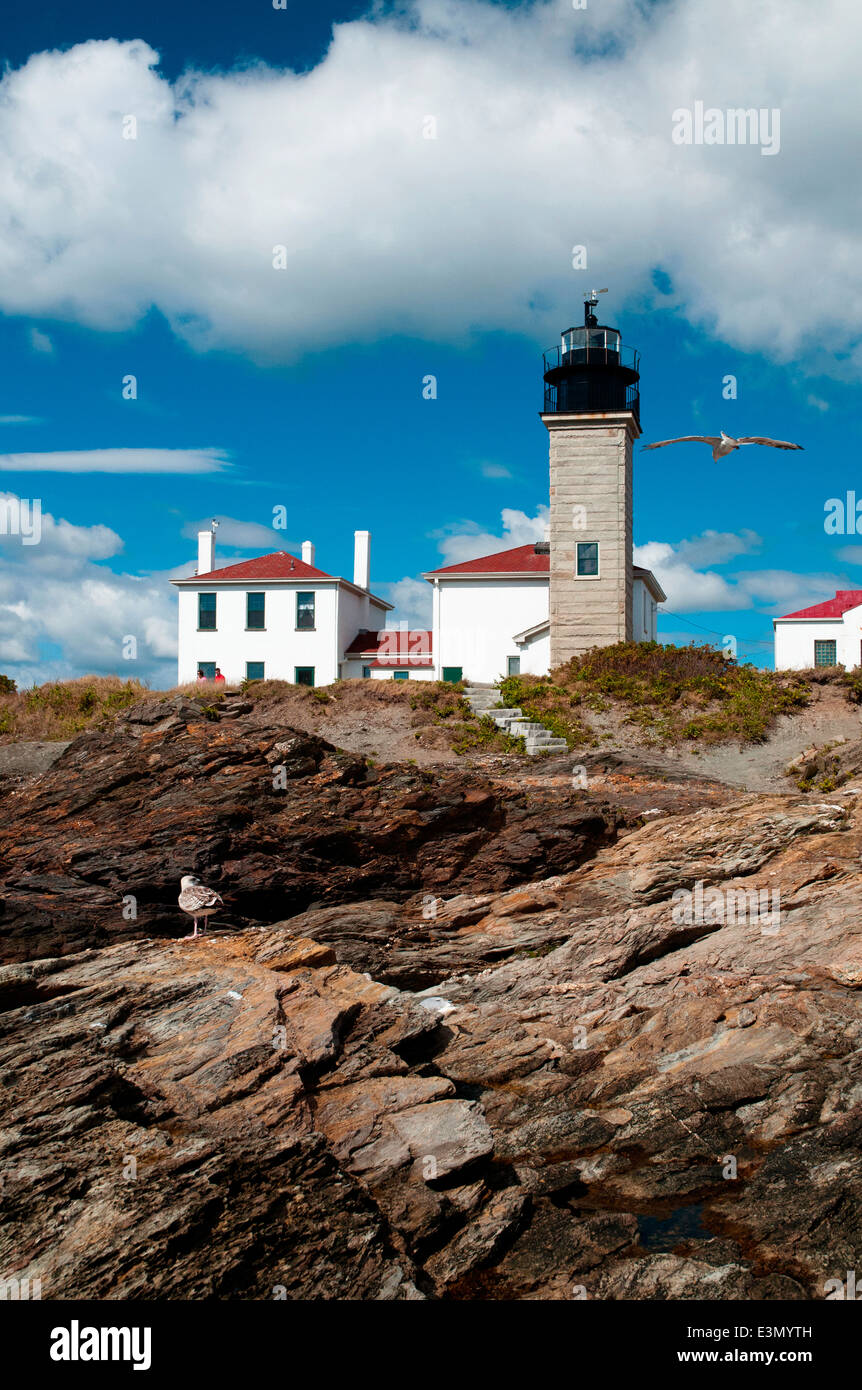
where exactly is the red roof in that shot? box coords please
[780,590,862,620]
[425,543,549,577]
[345,629,433,666]
[182,551,334,582]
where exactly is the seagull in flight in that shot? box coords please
[642,430,803,463]
[178,874,223,940]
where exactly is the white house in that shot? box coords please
[774,590,862,670]
[172,528,398,686]
[423,543,665,683]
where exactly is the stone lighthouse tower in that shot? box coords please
[542,290,641,666]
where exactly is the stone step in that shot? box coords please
[465,685,567,756]
[525,738,568,755]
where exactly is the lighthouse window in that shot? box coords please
[576,542,599,577]
[814,640,837,668]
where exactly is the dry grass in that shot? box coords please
[0,673,520,756]
[0,676,151,742]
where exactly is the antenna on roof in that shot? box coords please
[211,518,219,533]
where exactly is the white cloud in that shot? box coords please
[0,448,230,473]
[380,576,433,629]
[638,528,846,617]
[0,415,41,425]
[0,491,176,686]
[733,568,846,617]
[480,462,513,480]
[674,529,762,568]
[180,515,294,550]
[435,505,549,565]
[28,327,54,355]
[0,6,860,370]
[636,539,751,613]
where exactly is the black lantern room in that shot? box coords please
[542,290,640,422]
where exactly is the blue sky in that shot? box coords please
[1,0,861,685]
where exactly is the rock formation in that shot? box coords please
[1,697,859,1299]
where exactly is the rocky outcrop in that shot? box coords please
[0,697,625,964]
[1,783,860,1299]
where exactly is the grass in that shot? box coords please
[0,646,819,755]
[501,642,812,748]
[407,680,524,754]
[0,676,149,741]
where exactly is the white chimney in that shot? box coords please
[197,524,217,575]
[301,539,315,567]
[353,530,371,590]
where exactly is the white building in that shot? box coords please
[173,528,407,686]
[774,590,862,670]
[423,543,665,683]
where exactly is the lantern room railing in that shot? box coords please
[543,335,640,376]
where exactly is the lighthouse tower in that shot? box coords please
[542,290,641,666]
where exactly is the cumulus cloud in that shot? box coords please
[733,568,846,617]
[637,528,845,617]
[0,449,231,474]
[0,491,176,687]
[636,539,751,613]
[380,576,433,629]
[435,506,549,566]
[0,3,861,369]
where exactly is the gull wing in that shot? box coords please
[642,436,721,451]
[180,884,223,911]
[736,436,803,450]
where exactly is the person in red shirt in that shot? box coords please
[214,668,226,686]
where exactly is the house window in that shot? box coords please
[814,639,837,668]
[295,667,315,686]
[197,662,216,681]
[576,542,599,577]
[246,662,265,682]
[393,670,409,681]
[246,593,265,630]
[507,656,521,676]
[198,593,216,630]
[362,665,372,679]
[442,666,462,683]
[296,592,315,630]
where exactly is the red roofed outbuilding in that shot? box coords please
[774,590,862,670]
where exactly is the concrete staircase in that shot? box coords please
[464,683,569,757]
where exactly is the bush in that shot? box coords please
[503,642,811,748]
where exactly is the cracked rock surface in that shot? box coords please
[2,741,860,1298]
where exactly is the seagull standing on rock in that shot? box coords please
[178,875,223,940]
[642,430,803,463]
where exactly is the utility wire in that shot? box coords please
[658,608,774,649]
